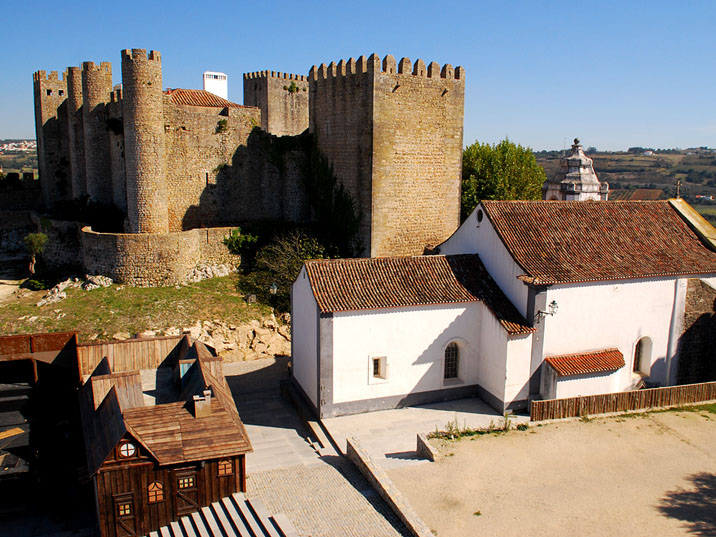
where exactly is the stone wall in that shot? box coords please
[66,66,87,199]
[122,49,168,233]
[0,180,43,211]
[82,61,113,205]
[30,214,83,269]
[678,278,716,383]
[371,56,464,256]
[80,226,237,286]
[243,72,309,136]
[163,103,310,231]
[0,210,34,252]
[33,70,71,209]
[310,54,464,257]
[309,58,374,253]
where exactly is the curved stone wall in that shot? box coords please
[80,226,236,287]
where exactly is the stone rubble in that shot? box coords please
[183,263,234,284]
[35,275,112,306]
[110,313,292,361]
[81,274,113,290]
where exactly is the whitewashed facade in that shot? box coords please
[292,200,716,417]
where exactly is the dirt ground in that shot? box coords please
[388,409,716,537]
[0,253,25,302]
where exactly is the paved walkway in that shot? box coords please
[323,397,529,469]
[248,459,410,537]
[224,358,326,471]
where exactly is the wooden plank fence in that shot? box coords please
[530,381,716,421]
[76,336,184,380]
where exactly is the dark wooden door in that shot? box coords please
[174,468,199,515]
[113,493,136,537]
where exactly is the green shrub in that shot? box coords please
[215,119,228,134]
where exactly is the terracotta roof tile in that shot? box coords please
[166,88,244,108]
[545,348,625,377]
[481,200,716,285]
[304,254,534,335]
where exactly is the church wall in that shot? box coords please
[504,333,533,405]
[552,369,622,399]
[438,205,530,317]
[329,302,495,407]
[542,277,682,390]
[291,267,319,407]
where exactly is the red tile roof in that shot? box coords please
[545,348,625,377]
[481,200,716,285]
[304,254,534,335]
[165,88,244,108]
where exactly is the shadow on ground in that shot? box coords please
[658,472,716,535]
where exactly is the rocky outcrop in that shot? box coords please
[115,313,292,361]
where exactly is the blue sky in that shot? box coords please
[2,0,714,150]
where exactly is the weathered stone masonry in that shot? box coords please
[310,54,464,257]
[32,48,465,285]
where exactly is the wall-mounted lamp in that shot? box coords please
[534,300,558,324]
[269,282,278,295]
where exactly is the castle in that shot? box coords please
[32,49,465,285]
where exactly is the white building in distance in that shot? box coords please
[543,138,609,201]
[202,72,228,100]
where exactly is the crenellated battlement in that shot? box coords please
[33,70,66,82]
[309,54,464,81]
[243,71,307,81]
[121,49,161,63]
[82,61,112,73]
[111,88,122,103]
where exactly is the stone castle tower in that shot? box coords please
[243,71,309,136]
[66,66,86,198]
[543,138,609,201]
[33,70,70,207]
[82,61,114,205]
[121,49,168,233]
[309,54,465,257]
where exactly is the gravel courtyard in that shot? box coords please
[388,408,716,537]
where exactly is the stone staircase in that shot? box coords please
[147,492,299,537]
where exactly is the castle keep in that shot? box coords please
[32,49,465,284]
[310,54,465,256]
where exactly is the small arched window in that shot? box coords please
[148,481,164,503]
[444,343,459,380]
[633,337,652,375]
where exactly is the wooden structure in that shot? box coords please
[78,335,252,537]
[530,381,716,421]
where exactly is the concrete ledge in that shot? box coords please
[346,437,434,537]
[416,433,438,462]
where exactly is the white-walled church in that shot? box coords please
[290,135,716,418]
[291,196,716,418]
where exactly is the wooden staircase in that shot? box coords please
[146,492,299,537]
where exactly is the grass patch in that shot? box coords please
[428,413,521,441]
[0,274,272,342]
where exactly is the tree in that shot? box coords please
[239,230,327,312]
[24,232,48,274]
[461,139,546,220]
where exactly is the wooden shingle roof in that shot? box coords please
[166,88,244,108]
[545,348,625,377]
[304,254,534,335]
[481,200,716,285]
[79,339,251,475]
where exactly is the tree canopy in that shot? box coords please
[461,139,546,220]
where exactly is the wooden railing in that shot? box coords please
[76,335,184,380]
[530,381,716,421]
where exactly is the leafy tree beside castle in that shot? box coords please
[24,232,48,274]
[461,138,546,220]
